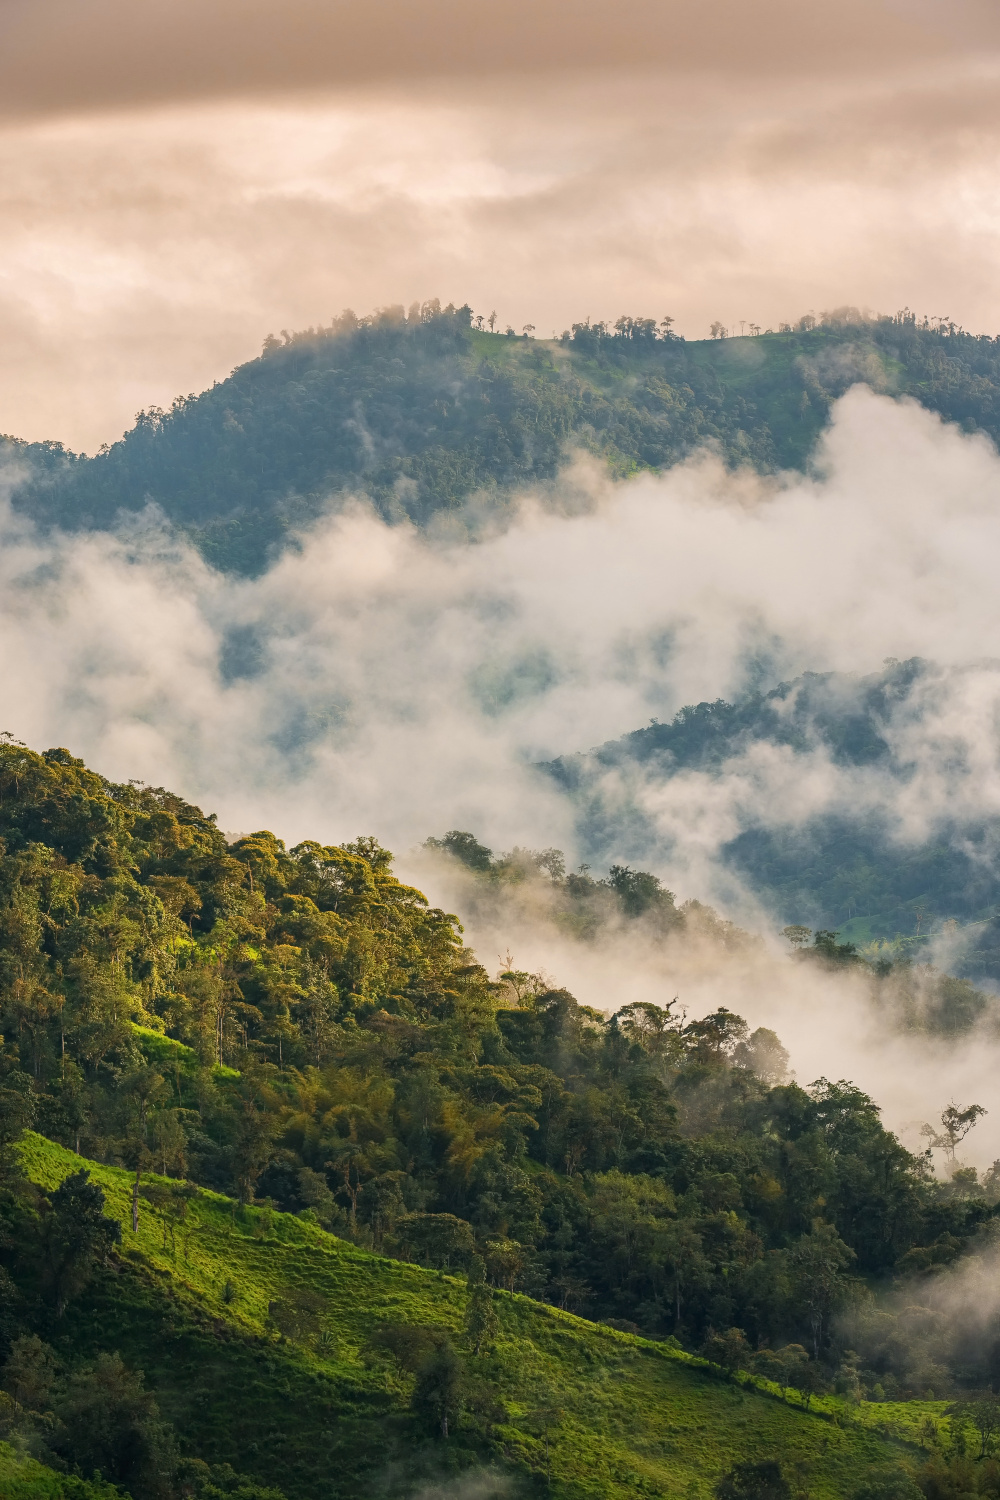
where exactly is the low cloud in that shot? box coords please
[2,386,1000,850]
[0,390,1000,1142]
[5,69,1000,448]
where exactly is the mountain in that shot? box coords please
[6,305,1000,573]
[544,658,1000,974]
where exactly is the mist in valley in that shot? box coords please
[0,384,999,1168]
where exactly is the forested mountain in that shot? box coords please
[0,737,997,1496]
[5,303,1000,573]
[544,658,1000,975]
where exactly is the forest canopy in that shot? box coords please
[0,736,996,1423]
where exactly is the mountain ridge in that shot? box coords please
[542,658,1000,969]
[6,305,1000,573]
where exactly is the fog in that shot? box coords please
[3,386,1000,1154]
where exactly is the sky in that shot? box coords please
[3,0,1000,449]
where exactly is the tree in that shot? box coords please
[781,925,811,950]
[948,1393,1000,1460]
[732,1027,789,1084]
[412,1337,466,1439]
[790,1219,855,1359]
[267,1286,326,1344]
[0,1042,33,1189]
[809,930,860,965]
[51,1351,176,1500]
[425,829,494,871]
[397,1212,475,1270]
[682,1007,748,1064]
[227,1068,276,1205]
[701,1327,751,1380]
[2,1333,56,1414]
[660,1218,710,1331]
[484,1237,525,1292]
[140,1180,199,1258]
[771,1345,810,1402]
[464,1258,500,1355]
[41,1169,121,1316]
[851,1469,923,1500]
[715,1461,791,1500]
[922,1103,987,1169]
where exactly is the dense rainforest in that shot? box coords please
[544,657,1000,975]
[0,745,995,1360]
[0,740,999,1496]
[5,302,1000,573]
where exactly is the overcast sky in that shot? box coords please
[2,0,1000,449]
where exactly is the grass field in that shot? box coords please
[15,1134,941,1499]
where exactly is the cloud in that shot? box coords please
[0,0,986,119]
[5,62,1000,447]
[414,842,1000,1167]
[3,385,1000,846]
[5,386,1000,1146]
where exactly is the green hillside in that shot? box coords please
[5,1132,925,1500]
[0,736,996,1497]
[5,305,1000,573]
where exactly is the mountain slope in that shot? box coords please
[544,658,1000,969]
[13,1133,921,1500]
[6,306,1000,573]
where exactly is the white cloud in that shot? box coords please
[5,386,1000,1145]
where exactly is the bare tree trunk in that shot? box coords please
[132,1169,141,1233]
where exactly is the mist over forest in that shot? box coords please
[5,304,1000,1498]
[7,301,1000,573]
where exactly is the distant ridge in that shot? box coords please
[543,658,1000,973]
[5,305,1000,572]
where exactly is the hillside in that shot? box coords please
[543,658,1000,975]
[5,305,1000,573]
[1,1133,926,1500]
[0,736,998,1496]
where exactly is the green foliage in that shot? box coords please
[0,735,991,1494]
[42,1170,122,1316]
[715,1460,791,1500]
[851,1468,923,1500]
[0,1442,119,1498]
[49,1350,176,1499]
[10,308,1000,575]
[411,1336,465,1438]
[0,737,980,1377]
[4,1134,918,1500]
[947,1393,1000,1461]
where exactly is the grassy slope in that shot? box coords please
[0,1444,116,1500]
[17,1135,940,1500]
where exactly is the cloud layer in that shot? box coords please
[1,0,987,116]
[5,60,1000,448]
[3,386,1000,1149]
[1,385,1000,858]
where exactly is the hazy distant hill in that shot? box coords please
[544,658,1000,975]
[5,303,1000,572]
